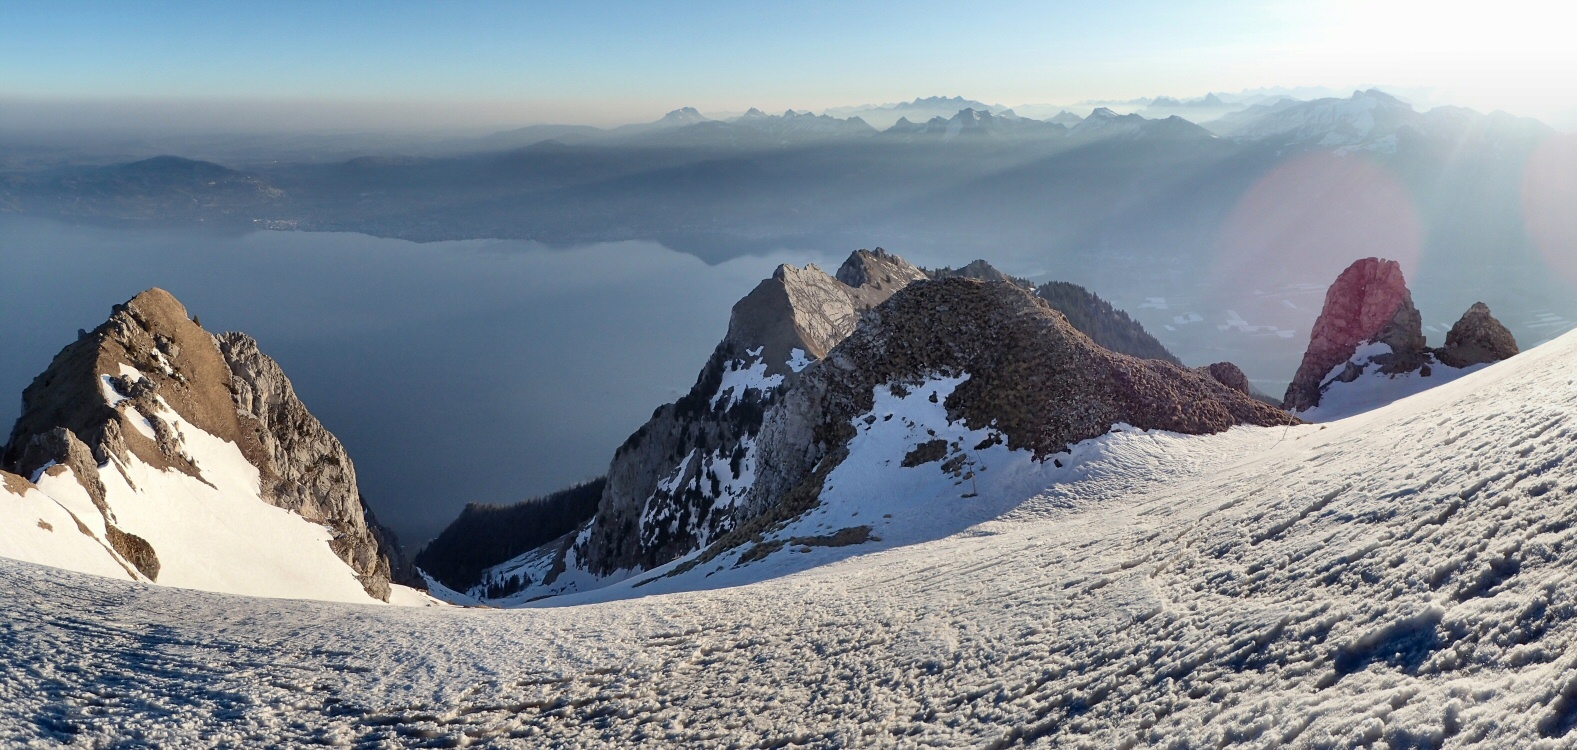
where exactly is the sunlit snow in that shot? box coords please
[5,329,1577,746]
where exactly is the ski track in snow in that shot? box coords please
[9,332,1577,747]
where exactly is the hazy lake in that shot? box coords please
[4,216,1573,548]
[0,217,853,546]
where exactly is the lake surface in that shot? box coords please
[0,218,851,547]
[4,216,1573,548]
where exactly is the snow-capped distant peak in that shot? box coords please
[1069,107,1149,137]
[657,107,710,126]
[1218,88,1419,145]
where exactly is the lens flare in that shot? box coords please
[1212,152,1423,295]
[1523,133,1577,284]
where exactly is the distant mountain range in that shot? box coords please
[824,96,1007,129]
[0,92,1561,364]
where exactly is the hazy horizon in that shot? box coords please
[4,1,1575,135]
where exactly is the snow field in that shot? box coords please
[5,330,1577,746]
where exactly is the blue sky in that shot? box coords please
[3,0,1573,130]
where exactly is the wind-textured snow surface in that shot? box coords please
[8,332,1577,746]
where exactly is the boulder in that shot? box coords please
[1198,362,1252,395]
[1435,302,1519,368]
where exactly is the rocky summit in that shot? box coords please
[575,248,928,579]
[1,289,407,601]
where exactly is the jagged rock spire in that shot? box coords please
[1284,258,1425,412]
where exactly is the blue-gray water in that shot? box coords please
[5,216,1574,549]
[0,217,848,548]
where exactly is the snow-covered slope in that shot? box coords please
[27,372,383,602]
[7,322,1577,746]
[0,470,136,580]
[455,270,1287,605]
[1216,89,1416,145]
[1213,89,1552,153]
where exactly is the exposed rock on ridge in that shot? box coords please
[735,278,1301,531]
[1197,362,1252,396]
[932,261,1182,365]
[573,249,928,578]
[1285,259,1519,413]
[1,288,404,600]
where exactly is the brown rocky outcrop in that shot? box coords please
[1,288,403,600]
[1436,302,1519,368]
[739,278,1301,527]
[1284,258,1426,412]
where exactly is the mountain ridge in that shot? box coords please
[0,288,413,602]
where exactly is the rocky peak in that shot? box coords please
[1436,302,1519,368]
[931,258,1027,288]
[571,249,931,580]
[729,249,927,377]
[833,247,929,310]
[5,288,259,481]
[727,263,857,376]
[737,277,1300,531]
[1,288,405,600]
[1284,258,1425,412]
[658,107,708,126]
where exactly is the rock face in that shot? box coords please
[215,332,404,599]
[1284,258,1426,412]
[1,288,405,600]
[575,249,928,578]
[1436,302,1519,368]
[735,278,1300,529]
